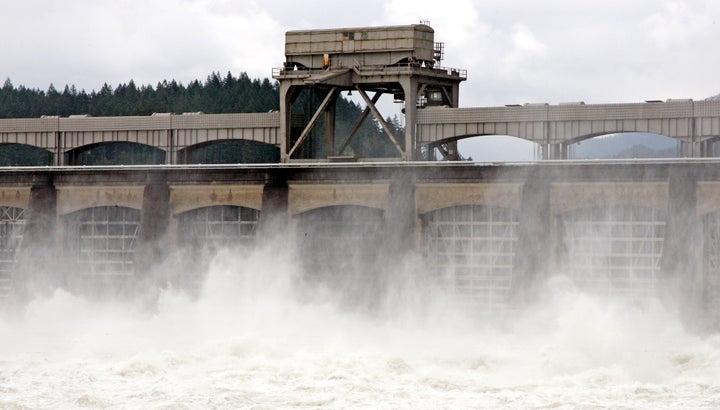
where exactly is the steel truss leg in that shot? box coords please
[355,87,405,157]
[337,92,382,155]
[287,87,339,159]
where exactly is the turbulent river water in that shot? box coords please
[1,247,719,409]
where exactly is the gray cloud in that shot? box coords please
[1,0,718,105]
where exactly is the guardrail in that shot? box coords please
[272,63,467,80]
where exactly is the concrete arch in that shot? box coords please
[177,139,280,164]
[171,112,280,153]
[415,108,548,146]
[62,204,142,220]
[557,203,667,222]
[417,133,539,161]
[295,204,385,219]
[56,186,144,216]
[550,181,668,215]
[288,183,388,216]
[0,187,31,210]
[169,184,264,217]
[0,143,54,166]
[294,205,386,233]
[419,203,519,220]
[421,131,683,161]
[415,100,720,159]
[176,204,260,250]
[0,135,57,153]
[455,134,539,161]
[563,131,673,146]
[563,132,679,159]
[418,203,519,220]
[65,141,166,166]
[422,133,535,146]
[0,118,59,157]
[415,182,522,215]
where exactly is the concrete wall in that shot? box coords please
[0,162,716,316]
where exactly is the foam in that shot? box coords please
[0,246,718,408]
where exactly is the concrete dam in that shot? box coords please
[0,160,716,318]
[0,23,718,321]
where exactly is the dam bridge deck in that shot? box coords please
[2,98,720,164]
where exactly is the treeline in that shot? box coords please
[0,72,402,161]
[0,72,278,117]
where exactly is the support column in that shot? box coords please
[279,82,294,162]
[256,172,289,240]
[16,182,58,297]
[384,171,417,256]
[322,90,338,158]
[680,140,695,158]
[701,140,712,157]
[694,141,704,158]
[680,140,704,158]
[165,130,175,165]
[135,182,171,274]
[449,83,460,107]
[400,78,418,160]
[548,143,564,160]
[661,166,702,317]
[446,141,460,160]
[510,168,552,305]
[540,143,549,160]
[704,140,713,157]
[54,132,63,166]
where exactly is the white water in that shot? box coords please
[1,247,720,409]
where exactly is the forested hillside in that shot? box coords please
[0,72,280,117]
[0,72,401,164]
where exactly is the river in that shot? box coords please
[1,247,719,409]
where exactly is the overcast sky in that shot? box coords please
[2,0,719,159]
[3,0,719,105]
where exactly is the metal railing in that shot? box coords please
[273,62,467,80]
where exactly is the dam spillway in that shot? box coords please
[0,159,716,320]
